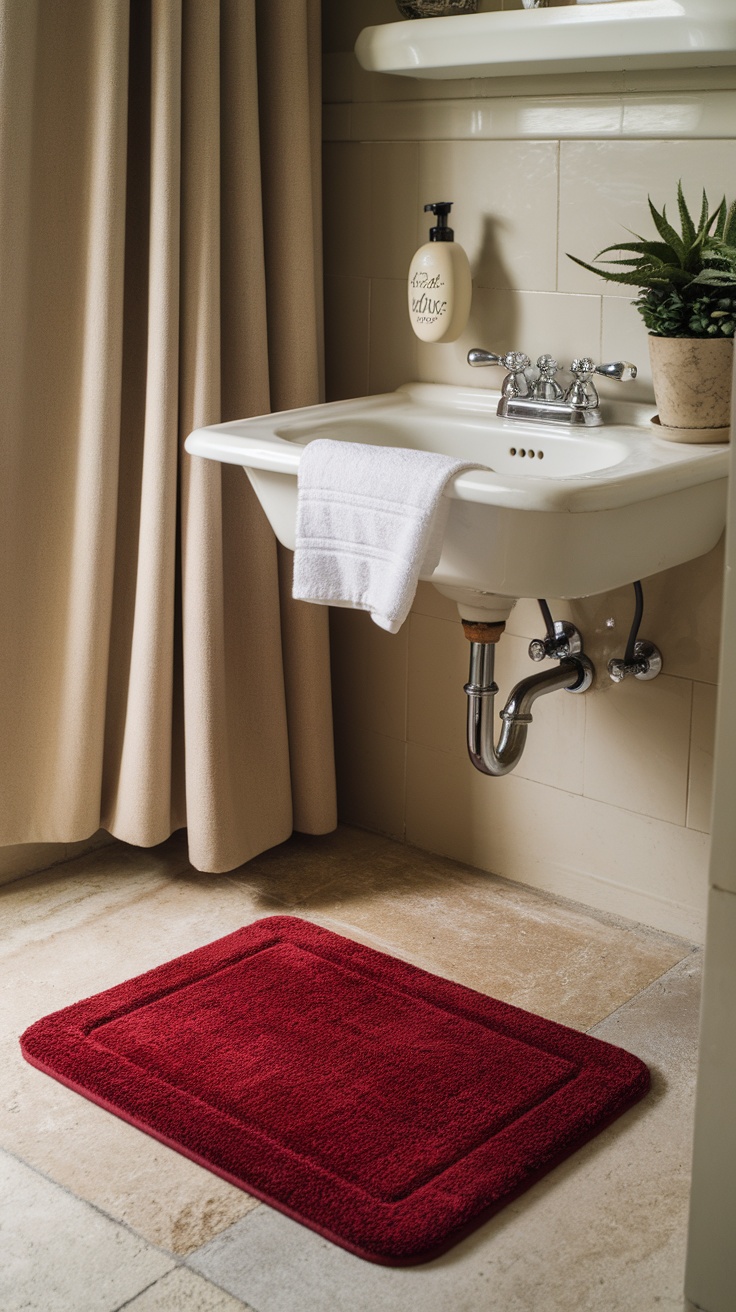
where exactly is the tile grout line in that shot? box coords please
[0,1142,183,1266]
[112,1266,260,1312]
[586,947,701,1034]
[111,1274,169,1312]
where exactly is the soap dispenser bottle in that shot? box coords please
[408,202,472,344]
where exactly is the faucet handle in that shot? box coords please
[467,348,505,368]
[570,357,596,382]
[466,348,531,398]
[500,352,531,399]
[567,357,599,409]
[533,354,564,402]
[593,360,638,382]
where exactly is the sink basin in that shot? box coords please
[355,0,736,81]
[185,382,728,622]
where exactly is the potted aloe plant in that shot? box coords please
[568,185,736,442]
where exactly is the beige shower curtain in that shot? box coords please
[0,0,337,871]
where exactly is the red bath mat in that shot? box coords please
[20,915,649,1265]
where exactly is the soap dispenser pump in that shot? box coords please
[408,202,472,344]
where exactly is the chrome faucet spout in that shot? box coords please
[466,347,638,429]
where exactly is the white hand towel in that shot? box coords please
[293,439,484,634]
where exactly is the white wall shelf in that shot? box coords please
[355,1,736,81]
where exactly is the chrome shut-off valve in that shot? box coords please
[608,642,663,683]
[607,581,663,682]
[529,621,594,693]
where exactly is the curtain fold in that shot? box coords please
[0,0,337,871]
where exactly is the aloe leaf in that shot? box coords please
[689,269,736,287]
[677,182,696,245]
[713,197,728,239]
[648,199,686,263]
[596,241,678,263]
[724,200,736,247]
[698,189,710,232]
[707,200,726,237]
[565,254,663,286]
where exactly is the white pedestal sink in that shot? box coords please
[355,0,736,81]
[185,382,728,623]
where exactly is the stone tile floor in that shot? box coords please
[1,826,701,1311]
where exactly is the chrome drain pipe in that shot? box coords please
[462,621,593,777]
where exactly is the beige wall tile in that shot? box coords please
[417,140,559,293]
[0,840,75,885]
[407,613,469,758]
[369,144,420,280]
[622,91,736,139]
[322,0,398,54]
[570,540,724,687]
[330,607,408,740]
[324,276,371,402]
[471,68,624,100]
[323,52,354,105]
[504,596,574,640]
[0,830,114,886]
[583,674,692,826]
[601,295,656,404]
[688,682,717,835]
[323,143,371,279]
[342,85,736,144]
[405,742,708,940]
[335,729,406,840]
[322,104,351,143]
[623,67,736,95]
[416,286,602,388]
[411,579,458,622]
[353,63,480,105]
[559,140,736,297]
[350,97,625,144]
[368,277,418,394]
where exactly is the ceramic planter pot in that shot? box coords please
[648,335,733,443]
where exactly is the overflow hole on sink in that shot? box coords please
[509,447,545,460]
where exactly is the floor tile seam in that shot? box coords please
[430,866,691,947]
[246,873,356,910]
[0,840,119,890]
[298,910,438,969]
[112,1268,257,1312]
[291,909,494,992]
[0,878,204,966]
[0,873,184,930]
[0,840,193,894]
[0,1141,182,1264]
[586,948,702,1035]
[111,1273,179,1312]
[1,850,195,913]
[183,1222,264,1309]
[406,846,698,950]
